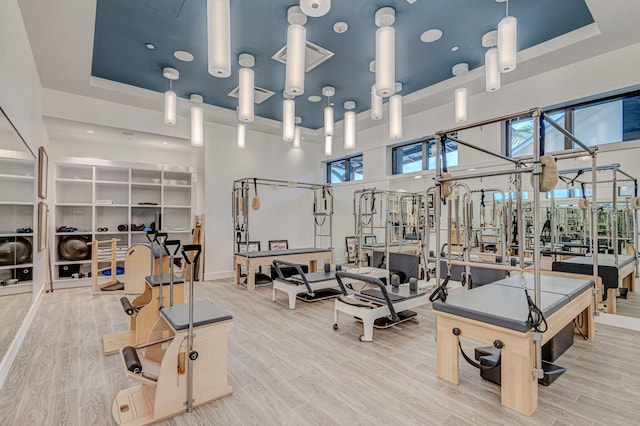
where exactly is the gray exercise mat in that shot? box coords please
[491,273,592,300]
[161,301,232,330]
[432,284,569,332]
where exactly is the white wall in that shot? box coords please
[203,123,324,279]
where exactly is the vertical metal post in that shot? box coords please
[591,156,599,309]
[532,109,543,379]
[435,135,442,284]
[613,169,619,263]
[187,255,195,412]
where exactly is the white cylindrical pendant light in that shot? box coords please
[164,90,176,125]
[293,126,301,149]
[344,111,355,149]
[344,100,356,150]
[455,87,467,123]
[324,106,334,137]
[238,67,255,122]
[498,15,517,73]
[324,135,332,156]
[237,123,246,149]
[371,85,383,120]
[485,47,501,92]
[375,26,395,97]
[283,99,295,141]
[190,94,204,147]
[285,24,306,96]
[389,94,403,140]
[207,0,231,78]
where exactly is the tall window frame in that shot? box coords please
[327,154,363,184]
[506,90,640,158]
[392,138,458,175]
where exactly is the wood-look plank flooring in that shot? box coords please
[1,279,640,425]
[613,289,640,319]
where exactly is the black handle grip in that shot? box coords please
[145,230,157,242]
[163,239,182,256]
[123,346,142,374]
[181,244,202,265]
[120,297,134,316]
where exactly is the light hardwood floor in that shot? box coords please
[1,279,639,425]
[614,286,640,319]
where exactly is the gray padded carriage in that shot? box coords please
[432,284,570,332]
[491,274,592,300]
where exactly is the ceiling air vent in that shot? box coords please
[271,41,334,72]
[227,86,275,104]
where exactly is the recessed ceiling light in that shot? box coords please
[162,141,169,145]
[420,29,443,43]
[308,95,321,102]
[86,130,95,134]
[174,50,194,62]
[451,46,459,52]
[333,22,348,33]
[145,43,155,50]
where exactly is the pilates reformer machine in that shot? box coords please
[112,244,233,425]
[353,189,426,280]
[429,108,598,416]
[332,271,428,342]
[550,164,639,313]
[271,259,390,310]
[102,232,184,355]
[232,177,334,290]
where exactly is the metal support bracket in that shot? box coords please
[532,367,544,379]
[532,331,543,342]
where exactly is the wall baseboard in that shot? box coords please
[204,270,235,281]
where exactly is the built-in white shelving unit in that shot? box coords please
[53,160,195,282]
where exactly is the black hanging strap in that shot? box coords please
[429,275,450,302]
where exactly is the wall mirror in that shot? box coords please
[0,107,36,360]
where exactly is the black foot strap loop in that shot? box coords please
[429,276,450,302]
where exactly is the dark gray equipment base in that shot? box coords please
[542,322,574,362]
[100,281,125,291]
[373,310,417,328]
[242,273,272,286]
[296,288,342,302]
[473,341,568,387]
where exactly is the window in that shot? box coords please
[506,91,640,157]
[392,138,458,175]
[327,154,363,183]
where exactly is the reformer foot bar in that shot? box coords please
[333,271,428,342]
[112,245,233,425]
[272,260,342,309]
